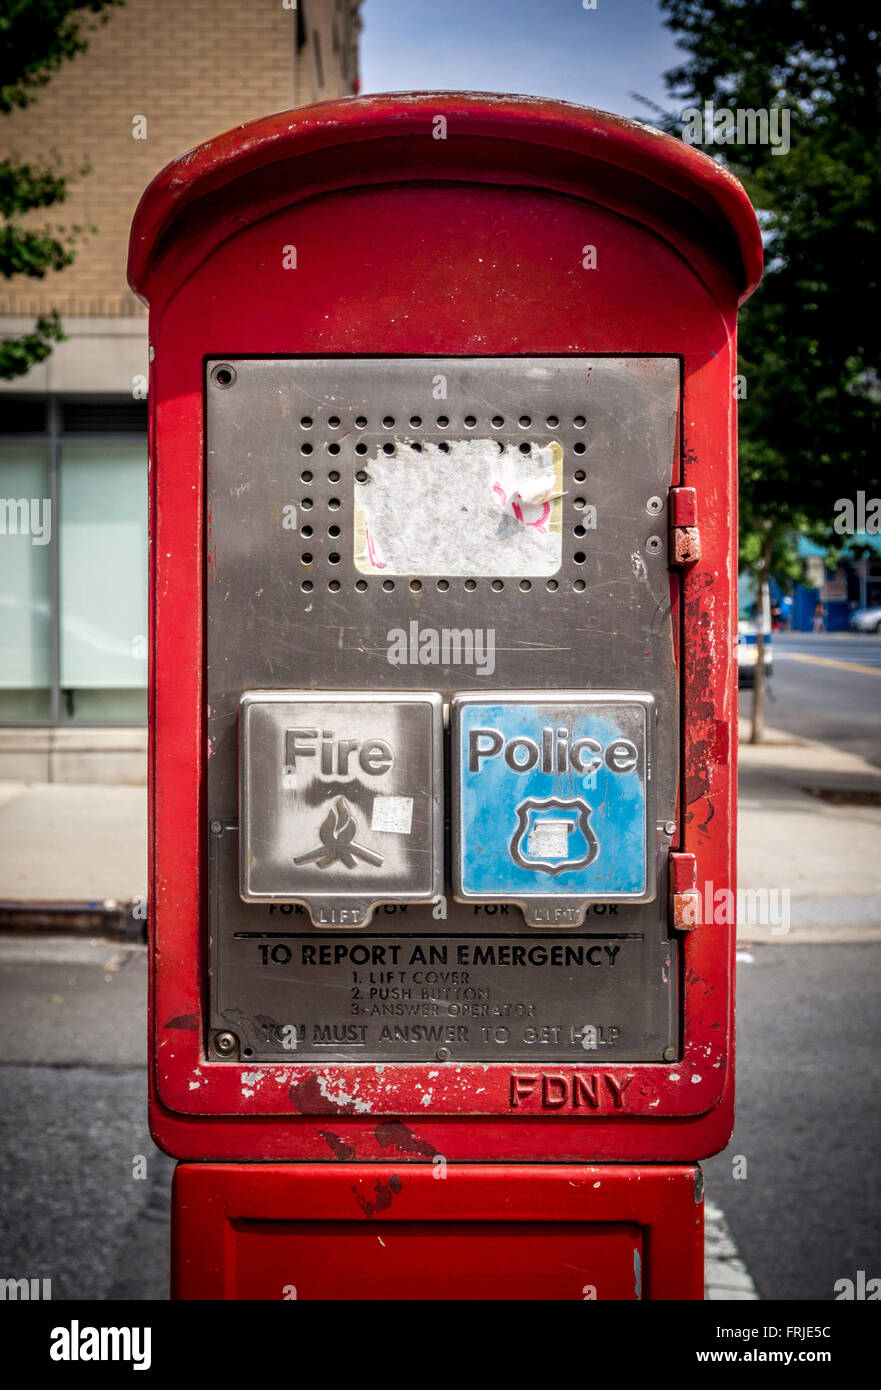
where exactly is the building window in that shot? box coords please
[0,397,148,724]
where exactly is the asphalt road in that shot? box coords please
[742,632,881,767]
[0,934,879,1302]
[703,943,881,1301]
[0,939,172,1301]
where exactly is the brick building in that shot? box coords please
[0,0,361,780]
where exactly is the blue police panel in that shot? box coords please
[453,694,654,904]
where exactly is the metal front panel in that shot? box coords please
[239,691,442,923]
[206,357,680,1064]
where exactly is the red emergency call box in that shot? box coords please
[128,92,761,1299]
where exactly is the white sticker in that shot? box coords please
[354,439,564,576]
[526,819,571,859]
[371,795,414,834]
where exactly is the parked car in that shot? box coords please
[737,626,773,684]
[738,574,773,685]
[848,605,881,633]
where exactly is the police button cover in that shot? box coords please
[239,691,443,926]
[453,691,656,926]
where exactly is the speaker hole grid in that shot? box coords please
[298,404,594,594]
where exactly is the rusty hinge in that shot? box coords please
[670,851,700,931]
[669,486,700,565]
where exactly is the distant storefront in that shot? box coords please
[0,395,148,725]
[790,534,881,631]
[0,0,361,781]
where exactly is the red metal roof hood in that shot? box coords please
[128,91,763,306]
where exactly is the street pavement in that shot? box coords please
[0,937,172,1301]
[703,943,881,1301]
[743,631,881,768]
[0,631,878,1301]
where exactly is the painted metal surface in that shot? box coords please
[129,92,760,1163]
[172,1162,705,1301]
[203,356,679,817]
[205,355,679,1067]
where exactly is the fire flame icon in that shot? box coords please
[293,797,384,871]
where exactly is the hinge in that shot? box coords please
[670,850,700,931]
[669,486,700,565]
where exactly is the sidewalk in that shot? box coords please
[0,780,146,911]
[0,724,878,941]
[737,719,881,942]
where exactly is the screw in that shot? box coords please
[645,535,663,554]
[210,820,223,835]
[664,821,677,836]
[646,495,664,514]
[214,1031,238,1056]
[663,1046,677,1062]
[435,1047,451,1062]
[210,363,236,389]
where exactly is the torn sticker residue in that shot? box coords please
[526,818,572,860]
[371,795,414,834]
[353,439,564,576]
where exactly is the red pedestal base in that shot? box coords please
[172,1162,704,1301]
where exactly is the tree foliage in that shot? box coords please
[0,0,122,380]
[651,0,881,525]
[642,1,881,736]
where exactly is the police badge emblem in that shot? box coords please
[510,796,599,876]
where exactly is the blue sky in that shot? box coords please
[360,0,684,121]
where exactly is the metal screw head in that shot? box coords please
[646,495,664,515]
[645,535,663,555]
[214,1031,238,1056]
[435,1047,451,1062]
[210,363,236,389]
[662,1046,677,1062]
[210,820,223,835]
[664,821,677,836]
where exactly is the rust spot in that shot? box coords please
[164,1014,198,1030]
[683,571,721,837]
[672,890,701,931]
[317,1129,356,1161]
[352,1174,403,1217]
[672,526,701,564]
[374,1120,436,1158]
[289,1074,355,1115]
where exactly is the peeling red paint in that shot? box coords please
[374,1120,437,1159]
[317,1129,357,1161]
[289,1075,355,1115]
[352,1173,403,1218]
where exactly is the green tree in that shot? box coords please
[641,1,881,739]
[0,0,122,380]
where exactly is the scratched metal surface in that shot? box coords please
[206,357,680,1062]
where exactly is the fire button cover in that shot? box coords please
[239,691,443,926]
